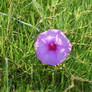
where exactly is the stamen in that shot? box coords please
[48,42,57,50]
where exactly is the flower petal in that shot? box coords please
[35,37,48,59]
[39,51,58,65]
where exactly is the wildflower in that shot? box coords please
[35,29,72,65]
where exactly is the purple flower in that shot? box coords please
[35,29,72,65]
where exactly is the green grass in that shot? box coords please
[0,0,92,92]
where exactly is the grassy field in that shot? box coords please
[0,0,92,92]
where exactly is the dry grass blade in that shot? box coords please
[64,76,74,92]
[64,75,92,92]
[6,0,13,35]
[72,75,92,83]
